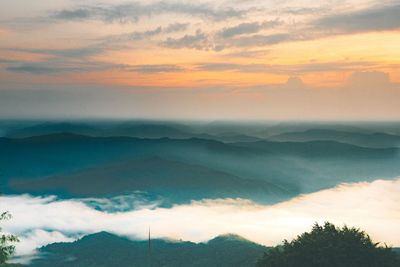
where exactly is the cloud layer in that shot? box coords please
[1,177,399,262]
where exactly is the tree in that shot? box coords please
[257,222,400,267]
[0,212,19,265]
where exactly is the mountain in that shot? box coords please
[233,139,397,159]
[2,133,400,203]
[5,123,100,138]
[267,129,400,148]
[5,121,262,143]
[9,157,287,204]
[27,232,267,267]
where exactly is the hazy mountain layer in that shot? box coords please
[2,132,400,204]
[9,157,287,204]
[268,129,400,148]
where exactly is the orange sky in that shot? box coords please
[0,0,399,119]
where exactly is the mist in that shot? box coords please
[1,177,399,262]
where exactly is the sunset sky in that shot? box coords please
[1,0,400,119]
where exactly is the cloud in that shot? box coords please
[126,64,185,73]
[347,71,392,88]
[0,70,399,120]
[2,46,111,72]
[10,46,104,58]
[217,20,281,38]
[3,60,120,74]
[285,76,305,89]
[0,56,184,75]
[1,177,399,262]
[222,49,270,58]
[164,23,189,33]
[131,27,162,39]
[50,2,245,23]
[315,3,400,33]
[126,23,189,40]
[279,6,328,15]
[162,31,295,51]
[161,29,215,50]
[80,192,163,212]
[9,230,75,264]
[52,8,92,20]
[194,61,379,74]
[229,33,294,47]
[6,64,63,74]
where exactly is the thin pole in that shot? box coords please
[148,226,152,267]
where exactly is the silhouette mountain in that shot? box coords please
[28,232,266,267]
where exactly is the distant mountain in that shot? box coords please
[4,121,262,143]
[6,123,99,138]
[103,123,192,139]
[267,129,400,148]
[27,232,267,267]
[2,133,400,203]
[234,139,397,159]
[9,157,287,204]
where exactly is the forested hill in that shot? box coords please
[28,232,267,267]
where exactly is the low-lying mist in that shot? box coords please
[1,177,399,263]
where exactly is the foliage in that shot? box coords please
[257,222,400,267]
[0,212,19,265]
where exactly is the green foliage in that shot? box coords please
[257,222,400,267]
[0,212,19,265]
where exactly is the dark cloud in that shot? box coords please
[316,3,400,33]
[164,23,189,33]
[52,8,92,20]
[218,20,282,38]
[162,31,293,51]
[6,64,65,74]
[126,64,185,73]
[218,22,262,38]
[131,27,163,40]
[0,58,15,63]
[1,53,381,76]
[229,33,294,47]
[50,2,245,23]
[129,23,188,40]
[161,29,214,50]
[10,46,104,58]
[4,60,116,74]
[0,57,184,75]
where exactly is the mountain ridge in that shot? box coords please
[27,231,267,267]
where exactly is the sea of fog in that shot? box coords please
[1,177,399,263]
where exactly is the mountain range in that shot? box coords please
[2,131,399,204]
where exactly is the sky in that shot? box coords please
[0,0,400,120]
[2,177,400,263]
